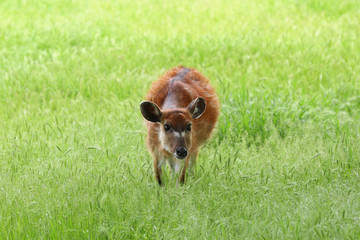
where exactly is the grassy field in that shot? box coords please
[1,0,360,239]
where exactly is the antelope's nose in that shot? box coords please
[176,147,188,159]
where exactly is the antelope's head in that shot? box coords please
[140,97,206,159]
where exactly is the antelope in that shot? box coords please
[140,66,220,185]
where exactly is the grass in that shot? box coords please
[1,0,360,239]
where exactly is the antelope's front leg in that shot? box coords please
[179,155,190,184]
[153,156,163,186]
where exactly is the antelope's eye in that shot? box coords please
[164,124,171,132]
[186,124,192,131]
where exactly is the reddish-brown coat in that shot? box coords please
[142,66,220,185]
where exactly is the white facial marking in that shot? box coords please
[173,131,185,138]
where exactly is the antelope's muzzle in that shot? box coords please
[175,147,188,159]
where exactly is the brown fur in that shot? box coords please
[141,66,220,185]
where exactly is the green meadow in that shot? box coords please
[1,0,360,238]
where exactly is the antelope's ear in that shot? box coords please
[187,97,206,119]
[140,101,162,122]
